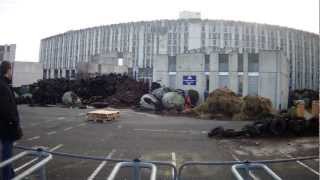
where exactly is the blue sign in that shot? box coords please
[183,75,196,85]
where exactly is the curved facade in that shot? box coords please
[39,19,320,90]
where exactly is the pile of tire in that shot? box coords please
[208,117,319,138]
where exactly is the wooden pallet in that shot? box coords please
[87,110,120,123]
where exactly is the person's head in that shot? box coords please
[0,61,12,80]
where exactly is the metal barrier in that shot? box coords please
[107,159,157,180]
[13,145,319,180]
[232,163,281,180]
[178,156,318,180]
[14,145,177,180]
[0,148,52,180]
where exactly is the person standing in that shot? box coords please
[0,61,23,180]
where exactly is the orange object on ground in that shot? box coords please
[312,100,319,118]
[295,100,305,118]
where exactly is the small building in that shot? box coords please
[76,52,130,78]
[0,44,16,63]
[153,50,289,110]
[12,62,43,87]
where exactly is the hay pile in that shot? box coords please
[193,88,242,118]
[234,95,274,120]
[194,88,273,120]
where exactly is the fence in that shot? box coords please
[3,145,318,180]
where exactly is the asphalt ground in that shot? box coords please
[5,105,319,180]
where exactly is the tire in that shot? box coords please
[269,119,287,136]
[208,126,224,138]
[242,124,261,137]
[288,119,306,136]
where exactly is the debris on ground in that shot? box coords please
[161,92,185,112]
[28,74,149,107]
[187,89,199,107]
[289,89,319,108]
[208,116,319,138]
[140,94,161,111]
[62,91,81,106]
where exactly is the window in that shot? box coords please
[168,56,176,72]
[205,54,210,72]
[248,53,259,72]
[238,75,243,96]
[219,75,229,88]
[54,69,58,79]
[248,76,258,95]
[219,54,228,72]
[206,75,210,92]
[238,54,243,72]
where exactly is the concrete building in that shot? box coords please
[39,13,319,91]
[0,44,16,62]
[12,62,43,87]
[153,50,289,109]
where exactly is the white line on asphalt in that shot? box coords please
[30,123,40,127]
[27,136,40,141]
[77,123,86,127]
[171,152,177,180]
[201,130,208,134]
[47,131,57,135]
[78,113,86,116]
[117,125,122,129]
[231,153,260,180]
[49,144,64,151]
[134,128,169,132]
[281,152,319,176]
[14,144,64,172]
[63,127,73,131]
[87,149,116,180]
[57,117,65,120]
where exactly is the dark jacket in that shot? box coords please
[0,76,22,141]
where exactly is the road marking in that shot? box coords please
[15,144,64,172]
[281,152,319,176]
[134,128,169,132]
[47,131,57,135]
[30,123,40,127]
[231,153,261,180]
[78,113,86,116]
[57,117,65,120]
[63,127,73,131]
[49,144,64,151]
[27,136,40,141]
[77,123,86,127]
[87,149,116,180]
[117,125,122,129]
[171,152,177,180]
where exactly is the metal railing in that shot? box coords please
[107,159,157,180]
[11,145,319,180]
[14,145,178,180]
[232,163,282,180]
[0,148,52,180]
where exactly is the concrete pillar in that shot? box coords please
[229,52,238,92]
[209,53,219,91]
[243,52,249,96]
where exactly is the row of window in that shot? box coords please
[167,53,259,73]
[168,74,258,96]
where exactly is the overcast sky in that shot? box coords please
[0,0,319,62]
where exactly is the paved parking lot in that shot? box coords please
[10,105,319,179]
